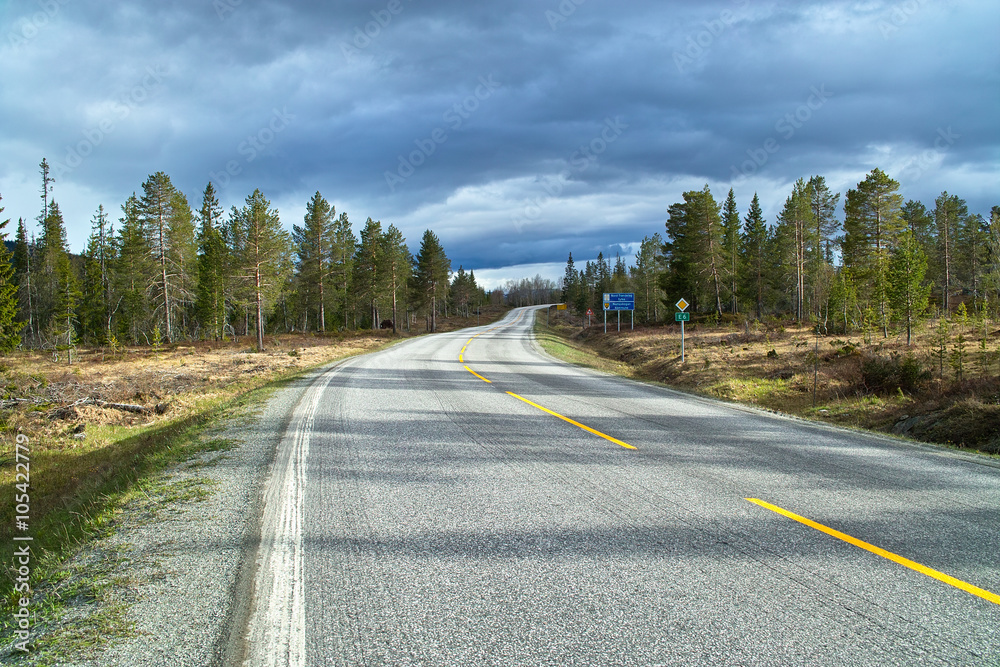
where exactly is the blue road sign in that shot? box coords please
[603,293,635,311]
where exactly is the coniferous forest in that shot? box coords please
[1,162,997,357]
[0,160,490,353]
[560,169,1000,339]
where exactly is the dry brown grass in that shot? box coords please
[544,311,1000,455]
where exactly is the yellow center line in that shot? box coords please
[506,391,637,450]
[745,498,1000,606]
[464,366,492,383]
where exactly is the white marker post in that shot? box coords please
[675,298,690,363]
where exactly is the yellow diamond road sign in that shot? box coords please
[676,298,689,312]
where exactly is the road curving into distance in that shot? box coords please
[243,306,1000,666]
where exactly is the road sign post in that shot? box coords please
[675,298,689,363]
[602,293,635,334]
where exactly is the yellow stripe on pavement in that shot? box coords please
[465,366,492,383]
[506,391,636,450]
[745,497,1000,606]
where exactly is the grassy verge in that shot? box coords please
[0,332,405,661]
[535,311,1000,457]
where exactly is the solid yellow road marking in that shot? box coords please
[506,391,637,450]
[465,366,492,383]
[745,498,1000,606]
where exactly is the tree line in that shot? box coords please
[561,169,1000,343]
[0,160,490,353]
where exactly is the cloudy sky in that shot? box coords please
[1,0,997,287]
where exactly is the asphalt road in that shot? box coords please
[243,306,1000,666]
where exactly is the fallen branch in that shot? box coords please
[93,400,151,415]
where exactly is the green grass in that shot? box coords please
[534,322,634,377]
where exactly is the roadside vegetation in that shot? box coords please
[537,309,1000,456]
[0,306,508,660]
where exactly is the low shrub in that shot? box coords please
[861,353,931,394]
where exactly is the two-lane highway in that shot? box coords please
[244,306,1000,666]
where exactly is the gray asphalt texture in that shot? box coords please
[282,307,1000,666]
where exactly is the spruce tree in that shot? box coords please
[411,230,450,332]
[354,217,386,329]
[741,193,769,321]
[114,194,155,344]
[331,212,356,329]
[721,188,741,314]
[0,196,25,352]
[561,253,578,311]
[195,182,228,340]
[292,191,335,331]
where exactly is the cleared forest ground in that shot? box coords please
[538,310,1000,456]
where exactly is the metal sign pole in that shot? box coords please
[681,320,685,363]
[617,310,620,332]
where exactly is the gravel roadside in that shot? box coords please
[32,363,332,667]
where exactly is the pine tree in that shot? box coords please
[195,183,228,340]
[887,230,931,346]
[721,188,741,314]
[957,212,988,306]
[292,191,335,331]
[331,212,356,329]
[231,189,290,351]
[661,186,724,316]
[985,206,1000,318]
[138,172,196,342]
[775,179,814,322]
[806,175,840,319]
[842,168,904,337]
[632,235,664,322]
[829,268,859,334]
[451,265,474,318]
[382,224,410,332]
[411,230,450,332]
[933,191,966,314]
[0,196,25,352]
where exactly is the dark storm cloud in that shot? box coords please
[1,0,996,283]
